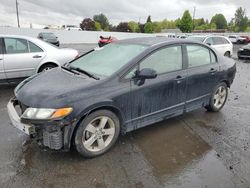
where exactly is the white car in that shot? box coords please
[228,35,245,44]
[188,35,233,57]
[0,35,79,84]
[62,25,82,31]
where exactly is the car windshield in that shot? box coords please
[42,33,56,39]
[70,43,147,77]
[188,36,206,42]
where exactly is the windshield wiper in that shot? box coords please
[69,66,100,80]
[61,65,80,75]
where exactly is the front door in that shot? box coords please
[126,45,187,130]
[3,37,45,80]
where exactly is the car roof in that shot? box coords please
[115,37,197,46]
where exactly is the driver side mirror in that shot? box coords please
[133,68,157,86]
[206,42,211,46]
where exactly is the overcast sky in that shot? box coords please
[0,0,249,28]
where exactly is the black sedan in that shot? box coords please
[7,37,236,157]
[238,44,250,59]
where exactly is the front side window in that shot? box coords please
[205,37,214,45]
[28,41,43,53]
[4,38,29,54]
[70,43,147,77]
[139,46,183,74]
[187,45,212,68]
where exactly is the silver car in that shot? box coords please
[0,35,78,84]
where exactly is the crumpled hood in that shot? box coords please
[15,68,97,108]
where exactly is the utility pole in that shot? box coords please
[16,0,20,28]
[192,6,196,30]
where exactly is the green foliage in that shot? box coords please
[94,21,101,31]
[144,22,153,33]
[93,13,109,30]
[152,22,162,33]
[246,27,250,32]
[128,21,139,32]
[178,10,193,33]
[146,16,152,23]
[234,7,248,32]
[210,14,227,29]
[210,23,217,30]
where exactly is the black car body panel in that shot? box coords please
[11,37,236,151]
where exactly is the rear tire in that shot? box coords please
[205,82,228,112]
[74,110,120,158]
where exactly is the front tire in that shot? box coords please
[38,63,57,72]
[206,82,228,112]
[74,110,120,158]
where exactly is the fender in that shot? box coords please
[64,100,125,151]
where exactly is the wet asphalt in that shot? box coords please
[0,44,250,188]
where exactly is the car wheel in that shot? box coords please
[39,64,57,72]
[224,51,230,57]
[206,82,228,112]
[74,110,120,158]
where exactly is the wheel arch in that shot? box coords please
[69,103,125,149]
[37,62,59,73]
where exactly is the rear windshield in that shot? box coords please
[70,43,147,77]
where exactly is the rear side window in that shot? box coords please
[28,41,43,52]
[187,45,216,68]
[4,38,29,54]
[213,37,229,45]
[140,46,183,74]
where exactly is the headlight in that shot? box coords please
[22,107,73,120]
[239,48,244,51]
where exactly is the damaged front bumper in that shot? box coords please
[7,98,74,151]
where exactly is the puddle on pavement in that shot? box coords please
[133,118,234,188]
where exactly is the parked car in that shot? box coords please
[98,36,117,47]
[188,35,233,57]
[228,35,246,44]
[241,36,250,43]
[7,37,236,157]
[38,32,60,46]
[238,43,250,59]
[0,35,78,84]
[62,25,82,31]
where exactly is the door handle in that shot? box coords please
[209,68,217,75]
[174,75,185,84]
[33,55,42,58]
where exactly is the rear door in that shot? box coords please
[3,37,45,80]
[0,38,6,82]
[185,44,219,111]
[211,37,230,55]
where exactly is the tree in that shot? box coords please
[144,22,153,33]
[116,22,132,32]
[128,21,139,32]
[178,10,193,33]
[234,7,248,31]
[80,18,95,31]
[152,22,162,33]
[210,14,227,29]
[146,15,152,23]
[93,13,109,30]
[95,21,102,31]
